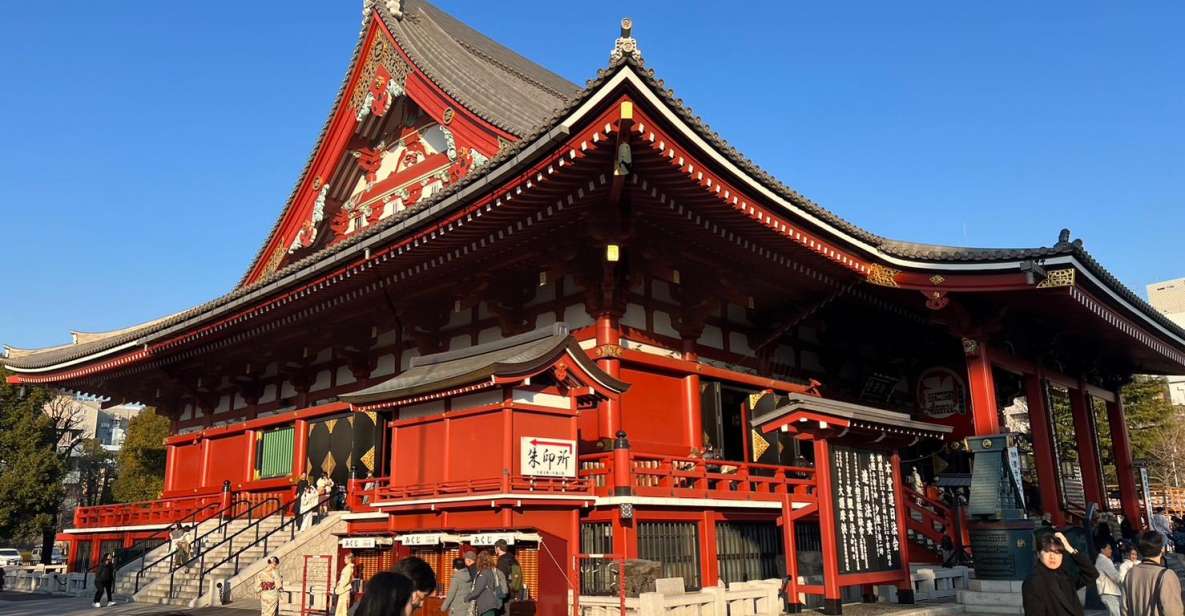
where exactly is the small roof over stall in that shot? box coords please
[342,322,629,407]
[750,393,951,440]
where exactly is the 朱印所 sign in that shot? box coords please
[520,436,576,478]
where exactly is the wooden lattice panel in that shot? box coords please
[354,546,395,584]
[518,548,540,600]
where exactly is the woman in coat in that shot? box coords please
[1021,532,1099,616]
[256,556,284,616]
[440,557,474,616]
[464,551,501,616]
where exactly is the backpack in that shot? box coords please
[492,568,510,602]
[509,562,525,594]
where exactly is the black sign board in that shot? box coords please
[829,445,901,574]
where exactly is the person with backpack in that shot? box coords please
[465,551,504,616]
[1124,530,1184,616]
[494,540,525,602]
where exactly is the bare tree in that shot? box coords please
[1147,420,1185,488]
[43,394,88,460]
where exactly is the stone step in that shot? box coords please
[957,589,1023,607]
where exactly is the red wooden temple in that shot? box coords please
[5,1,1184,613]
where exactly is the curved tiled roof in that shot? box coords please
[344,323,628,404]
[237,0,577,288]
[381,0,578,136]
[6,18,1184,373]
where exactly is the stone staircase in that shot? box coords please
[112,516,232,599]
[133,515,285,607]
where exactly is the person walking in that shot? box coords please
[93,553,116,607]
[257,556,284,616]
[1094,543,1122,616]
[299,484,319,531]
[1123,530,1184,616]
[494,539,524,601]
[440,557,474,616]
[465,551,503,616]
[1021,531,1098,616]
[316,473,335,515]
[334,552,356,616]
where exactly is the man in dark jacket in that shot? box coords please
[1021,531,1098,616]
[93,553,116,607]
[494,540,525,602]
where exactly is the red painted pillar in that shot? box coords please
[292,419,310,481]
[781,496,801,611]
[890,451,915,603]
[682,339,704,451]
[1069,385,1105,509]
[243,430,258,484]
[814,438,842,615]
[963,339,999,435]
[199,437,212,490]
[1024,373,1065,525]
[163,444,178,492]
[701,510,719,587]
[595,314,623,441]
[1107,394,1142,529]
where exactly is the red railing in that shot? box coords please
[345,452,817,512]
[72,493,225,529]
[588,452,816,502]
[902,486,967,554]
[348,474,590,509]
[71,487,297,529]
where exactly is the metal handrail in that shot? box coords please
[130,500,226,581]
[178,491,335,602]
[134,496,267,593]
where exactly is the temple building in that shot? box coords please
[5,1,1184,613]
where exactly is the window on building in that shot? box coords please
[579,522,614,596]
[716,521,784,584]
[638,521,701,590]
[257,425,295,479]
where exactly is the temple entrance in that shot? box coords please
[701,382,752,462]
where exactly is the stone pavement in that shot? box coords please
[0,593,254,616]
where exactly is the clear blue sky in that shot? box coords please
[1,2,1182,350]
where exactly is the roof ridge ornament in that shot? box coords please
[610,18,642,64]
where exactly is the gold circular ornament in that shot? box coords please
[442,107,455,125]
[981,439,993,449]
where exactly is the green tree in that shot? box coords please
[111,408,170,502]
[75,438,117,507]
[0,369,65,544]
[1123,375,1176,464]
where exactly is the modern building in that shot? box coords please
[4,2,1184,613]
[1148,277,1185,405]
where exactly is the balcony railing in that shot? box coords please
[347,474,591,509]
[72,493,226,529]
[580,452,817,503]
[71,487,296,530]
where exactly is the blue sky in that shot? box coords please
[0,2,1181,350]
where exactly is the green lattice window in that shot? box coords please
[258,426,295,479]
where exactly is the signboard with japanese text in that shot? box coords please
[916,367,967,420]
[340,537,376,549]
[465,532,519,546]
[399,534,444,546]
[520,436,576,478]
[829,445,901,574]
